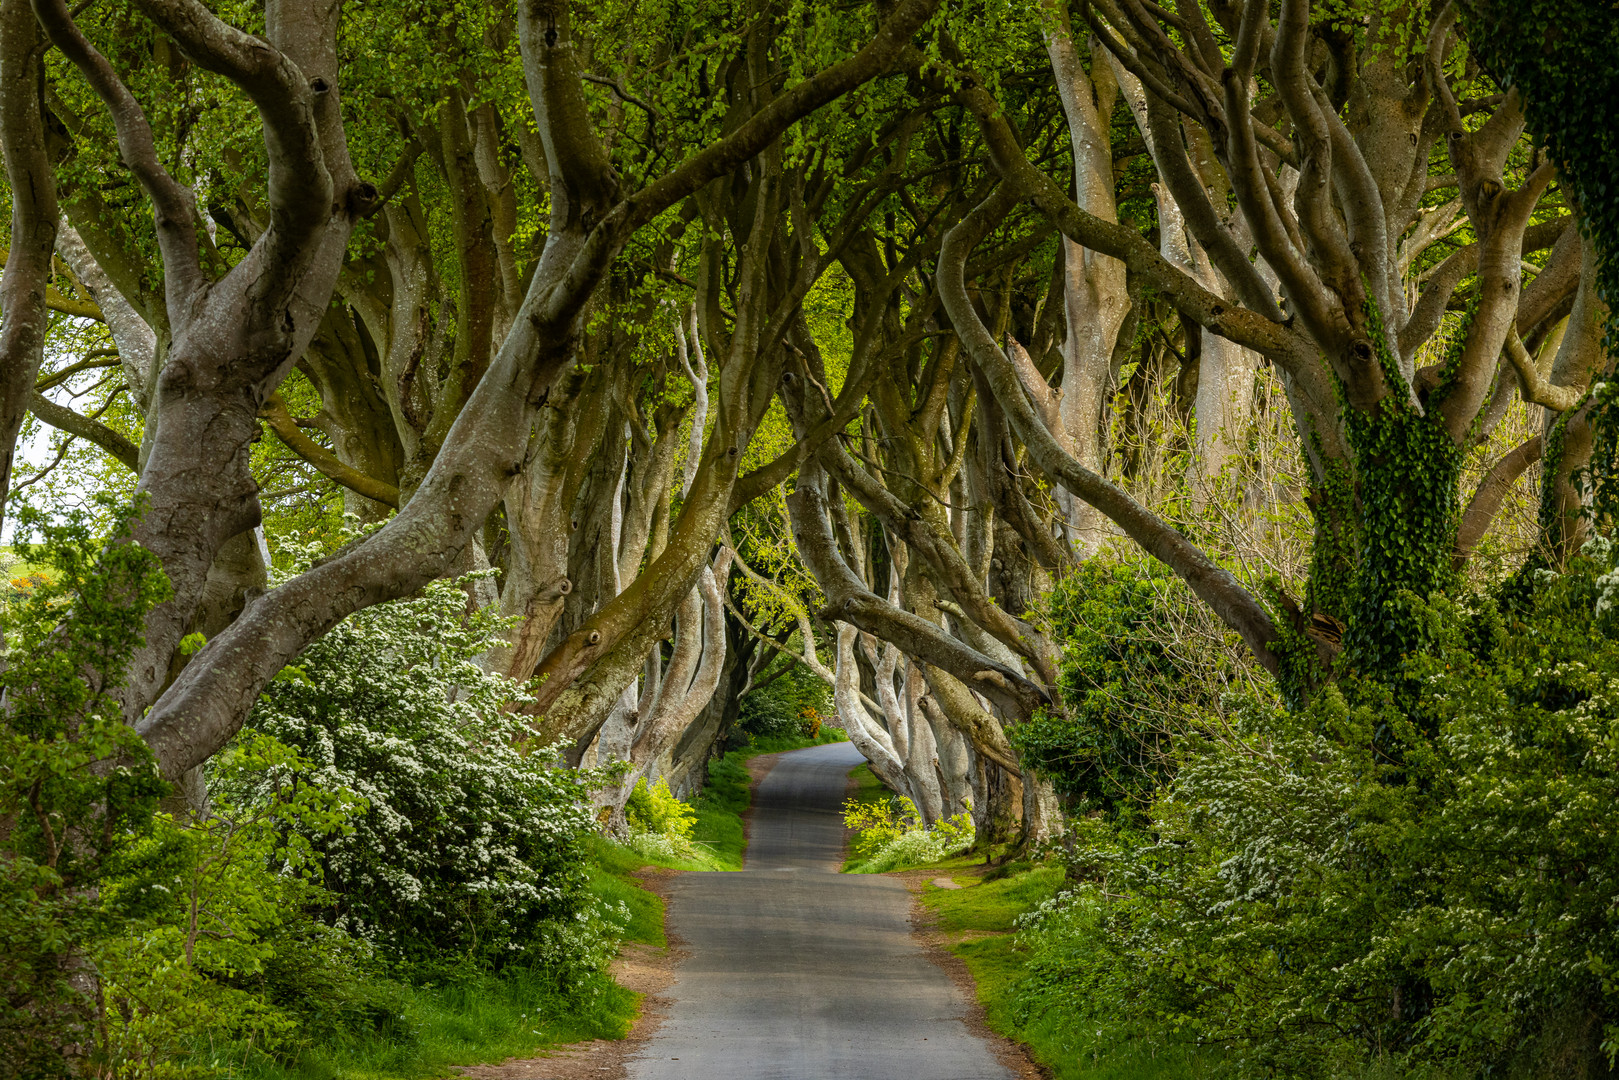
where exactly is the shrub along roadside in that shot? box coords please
[839,763,889,872]
[210,963,640,1080]
[841,763,973,874]
[914,858,1223,1080]
[193,842,665,1080]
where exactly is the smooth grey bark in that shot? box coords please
[939,187,1284,675]
[785,455,1048,719]
[1045,12,1129,556]
[665,613,755,798]
[831,621,912,799]
[923,697,974,817]
[35,0,370,725]
[1111,61,1265,487]
[484,373,587,679]
[55,225,158,417]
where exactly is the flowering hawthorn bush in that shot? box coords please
[230,576,609,977]
[1018,540,1619,1076]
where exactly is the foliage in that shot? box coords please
[913,863,1222,1080]
[622,777,701,863]
[1336,300,1463,682]
[93,736,370,1076]
[1019,541,1619,1077]
[0,529,631,1077]
[624,777,696,839]
[1461,1,1619,521]
[233,577,607,979]
[0,501,170,1076]
[735,659,833,743]
[843,795,973,874]
[1014,558,1233,816]
[192,963,638,1080]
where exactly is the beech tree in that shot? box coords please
[932,0,1592,700]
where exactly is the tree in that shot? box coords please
[0,0,941,792]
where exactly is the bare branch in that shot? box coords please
[28,390,139,471]
[1503,328,1581,412]
[785,459,1049,718]
[1454,435,1543,568]
[132,0,336,239]
[946,72,1321,390]
[618,0,941,235]
[32,0,205,307]
[261,393,400,508]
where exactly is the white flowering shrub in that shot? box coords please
[228,578,606,978]
[1015,545,1619,1076]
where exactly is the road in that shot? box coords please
[627,741,1013,1080]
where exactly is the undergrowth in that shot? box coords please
[190,841,667,1080]
[167,720,846,1078]
[916,859,1222,1080]
[840,764,973,873]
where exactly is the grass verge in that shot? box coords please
[210,844,665,1079]
[203,967,639,1080]
[915,856,1222,1079]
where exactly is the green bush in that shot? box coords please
[93,735,370,1074]
[0,502,170,1076]
[623,777,703,862]
[624,777,696,839]
[735,659,832,743]
[1017,541,1619,1077]
[843,796,974,873]
[1012,558,1237,818]
[234,577,609,980]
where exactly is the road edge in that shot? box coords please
[455,868,686,1080]
[898,869,1051,1080]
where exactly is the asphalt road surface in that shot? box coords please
[627,741,1013,1080]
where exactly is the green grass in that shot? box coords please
[586,836,670,947]
[923,859,1065,933]
[845,762,888,808]
[918,860,1222,1079]
[204,967,638,1080]
[207,837,679,1079]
